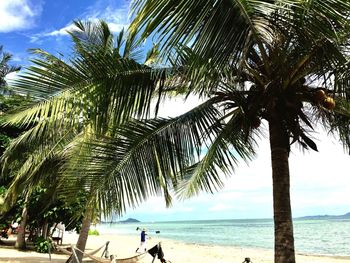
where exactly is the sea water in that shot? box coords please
[97,218,350,256]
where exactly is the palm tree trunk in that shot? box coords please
[15,194,29,249]
[42,221,49,239]
[268,119,296,263]
[69,208,93,263]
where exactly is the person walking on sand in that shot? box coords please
[135,228,147,253]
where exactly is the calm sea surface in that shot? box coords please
[97,218,350,256]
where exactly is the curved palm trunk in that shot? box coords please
[268,119,296,263]
[15,194,30,249]
[69,208,93,263]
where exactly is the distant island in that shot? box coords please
[298,212,350,220]
[118,218,140,223]
[100,218,140,224]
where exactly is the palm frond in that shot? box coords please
[131,0,276,67]
[56,98,221,215]
[57,95,257,213]
[176,106,257,198]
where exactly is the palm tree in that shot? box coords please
[0,46,24,156]
[0,46,20,93]
[124,1,350,262]
[1,20,170,258]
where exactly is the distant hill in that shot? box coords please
[298,212,350,220]
[100,217,140,224]
[118,218,140,223]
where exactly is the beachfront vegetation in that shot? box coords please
[0,45,21,91]
[127,1,350,262]
[0,1,350,263]
[0,46,28,158]
[0,47,33,247]
[0,20,172,261]
[88,229,100,236]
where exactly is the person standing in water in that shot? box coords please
[135,228,147,253]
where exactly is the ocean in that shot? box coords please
[97,218,350,257]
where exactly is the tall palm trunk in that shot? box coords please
[268,118,296,263]
[15,194,29,249]
[69,207,93,263]
[42,220,49,239]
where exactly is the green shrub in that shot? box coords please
[88,229,100,236]
[34,236,52,253]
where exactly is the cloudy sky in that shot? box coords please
[0,0,130,65]
[1,0,349,222]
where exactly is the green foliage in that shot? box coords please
[0,185,86,240]
[0,20,171,221]
[33,236,52,253]
[0,186,6,196]
[88,229,99,235]
[0,45,21,89]
[129,1,350,262]
[0,134,10,149]
[0,94,32,113]
[26,187,86,235]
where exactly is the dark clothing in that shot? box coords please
[148,244,159,257]
[141,230,146,242]
[148,244,165,260]
[135,230,147,253]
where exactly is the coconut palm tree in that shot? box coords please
[0,20,171,259]
[0,46,24,156]
[123,1,350,262]
[0,45,21,91]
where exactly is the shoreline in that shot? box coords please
[153,237,350,259]
[0,233,350,263]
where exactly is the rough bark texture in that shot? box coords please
[15,202,28,249]
[69,208,92,263]
[269,119,296,263]
[42,221,49,239]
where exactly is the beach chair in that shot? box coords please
[53,241,111,262]
[55,242,168,263]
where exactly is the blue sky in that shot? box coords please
[0,0,130,65]
[1,0,350,222]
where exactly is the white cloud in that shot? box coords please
[46,24,77,37]
[29,24,76,43]
[88,4,130,33]
[30,4,129,43]
[30,23,78,43]
[0,0,42,32]
[85,1,130,31]
[4,71,19,82]
[107,22,128,33]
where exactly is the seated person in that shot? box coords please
[0,226,10,239]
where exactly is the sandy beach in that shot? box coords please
[0,232,349,263]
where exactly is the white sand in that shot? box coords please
[0,232,349,263]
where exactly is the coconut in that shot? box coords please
[323,97,336,110]
[314,90,327,102]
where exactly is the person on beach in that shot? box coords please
[135,228,147,253]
